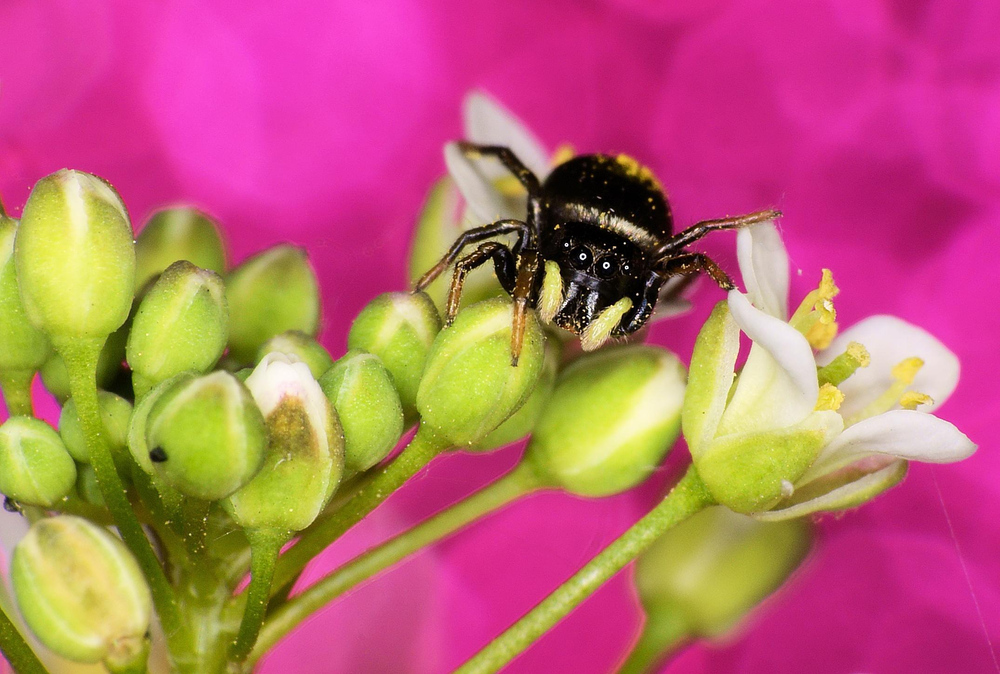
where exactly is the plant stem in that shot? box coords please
[54,337,184,651]
[230,529,288,664]
[249,462,540,663]
[617,609,690,674]
[454,465,714,674]
[268,425,451,594]
[0,369,35,417]
[0,603,47,674]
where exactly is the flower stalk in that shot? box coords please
[0,603,46,674]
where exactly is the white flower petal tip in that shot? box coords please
[737,222,789,319]
[443,142,512,224]
[821,315,960,415]
[820,409,977,466]
[245,352,329,431]
[462,90,550,179]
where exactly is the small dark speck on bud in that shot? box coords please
[149,447,168,463]
[3,497,20,513]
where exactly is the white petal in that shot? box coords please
[444,142,526,224]
[719,291,819,435]
[753,460,906,521]
[819,315,960,415]
[463,90,550,179]
[649,276,699,323]
[246,353,331,445]
[808,409,976,478]
[736,222,789,319]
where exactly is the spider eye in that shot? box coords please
[595,256,619,279]
[569,245,592,270]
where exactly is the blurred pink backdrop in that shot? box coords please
[1,0,998,672]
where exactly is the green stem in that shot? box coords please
[268,425,451,594]
[0,369,35,417]
[0,603,47,674]
[250,462,540,663]
[54,337,184,650]
[454,465,714,674]
[617,609,690,674]
[104,639,150,674]
[230,529,288,663]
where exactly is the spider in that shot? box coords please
[415,142,779,365]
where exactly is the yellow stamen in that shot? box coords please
[900,391,934,410]
[847,342,871,367]
[580,297,633,352]
[790,269,841,349]
[891,357,924,386]
[551,144,575,166]
[815,383,845,411]
[805,321,838,351]
[538,261,564,324]
[848,356,926,425]
[494,175,524,198]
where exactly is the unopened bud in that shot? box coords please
[11,516,151,666]
[226,354,344,531]
[527,345,685,496]
[0,215,50,372]
[226,245,320,363]
[416,298,545,446]
[59,391,132,472]
[0,417,77,507]
[127,261,228,396]
[257,331,334,380]
[134,206,226,291]
[320,350,404,472]
[145,372,267,501]
[348,291,441,416]
[39,323,128,402]
[15,170,135,339]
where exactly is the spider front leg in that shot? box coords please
[655,209,780,256]
[656,251,736,291]
[444,242,518,327]
[414,219,529,293]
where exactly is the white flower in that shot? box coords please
[694,222,976,519]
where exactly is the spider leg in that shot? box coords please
[414,219,529,293]
[509,250,540,367]
[656,251,736,291]
[457,142,545,234]
[444,242,518,327]
[655,209,780,257]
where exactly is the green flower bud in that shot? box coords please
[258,330,333,380]
[59,391,132,470]
[39,322,128,402]
[127,372,195,475]
[0,417,77,507]
[319,350,404,472]
[11,516,152,666]
[0,215,50,372]
[226,245,320,363]
[416,298,545,446]
[526,345,686,497]
[469,339,560,453]
[634,507,810,645]
[226,354,344,531]
[146,371,267,501]
[127,260,228,396]
[348,291,442,416]
[75,463,104,507]
[14,170,135,339]
[135,206,226,291]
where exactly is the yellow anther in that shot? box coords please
[805,320,838,351]
[815,383,845,411]
[847,342,871,368]
[551,144,575,166]
[900,391,934,410]
[493,175,525,198]
[538,261,564,324]
[580,297,632,352]
[818,268,840,301]
[891,357,924,385]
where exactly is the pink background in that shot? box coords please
[1,0,998,672]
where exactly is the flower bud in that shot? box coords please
[226,354,344,531]
[348,291,442,416]
[134,206,226,291]
[59,391,132,470]
[319,350,404,472]
[14,170,135,339]
[75,463,104,507]
[39,323,128,402]
[257,330,334,379]
[127,372,196,475]
[226,245,320,363]
[146,371,267,501]
[127,261,228,396]
[11,516,152,666]
[469,339,559,453]
[634,507,810,642]
[0,215,50,372]
[416,298,545,446]
[0,417,77,507]
[526,345,685,496]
